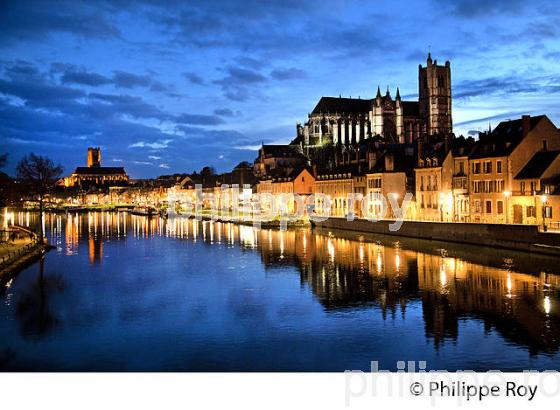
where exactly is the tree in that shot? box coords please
[16,154,63,242]
[200,166,216,179]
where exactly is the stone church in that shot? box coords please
[295,54,452,147]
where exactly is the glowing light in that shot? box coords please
[327,238,335,262]
[503,190,511,198]
[506,273,512,297]
[440,265,447,287]
[544,296,551,315]
[541,195,548,204]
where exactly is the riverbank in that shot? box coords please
[22,204,136,213]
[313,218,560,256]
[0,225,52,282]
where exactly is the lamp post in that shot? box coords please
[541,194,548,232]
[503,190,511,224]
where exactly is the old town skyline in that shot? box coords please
[1,0,560,178]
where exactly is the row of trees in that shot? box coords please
[1,153,63,241]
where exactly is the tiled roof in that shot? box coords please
[469,115,546,159]
[515,150,560,180]
[401,101,419,116]
[311,97,371,115]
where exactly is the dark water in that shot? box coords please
[1,211,559,371]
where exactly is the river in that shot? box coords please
[0,211,559,371]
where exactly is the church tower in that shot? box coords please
[88,147,101,167]
[419,53,452,136]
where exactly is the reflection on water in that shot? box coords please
[0,211,559,371]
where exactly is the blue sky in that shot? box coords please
[1,0,559,178]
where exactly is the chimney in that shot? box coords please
[522,115,531,137]
[444,134,450,153]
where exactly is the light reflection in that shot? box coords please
[544,296,551,315]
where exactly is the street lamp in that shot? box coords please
[541,194,548,232]
[503,190,511,224]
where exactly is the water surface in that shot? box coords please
[0,212,559,371]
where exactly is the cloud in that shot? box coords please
[129,140,172,149]
[0,2,120,42]
[213,65,267,101]
[455,74,560,99]
[88,93,168,121]
[112,70,152,88]
[52,63,112,86]
[158,163,170,169]
[183,72,205,85]
[214,108,238,117]
[175,113,224,125]
[436,0,527,18]
[270,68,306,80]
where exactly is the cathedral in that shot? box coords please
[295,54,452,147]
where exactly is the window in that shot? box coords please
[473,162,481,174]
[484,161,492,174]
[497,201,504,214]
[301,176,305,182]
[474,200,481,213]
[497,160,502,173]
[459,162,465,174]
[520,181,526,194]
[544,206,553,218]
[530,181,537,193]
[485,200,492,214]
[497,180,504,192]
[527,206,536,218]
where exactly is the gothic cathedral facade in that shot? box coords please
[296,54,452,147]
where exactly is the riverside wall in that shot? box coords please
[313,218,560,256]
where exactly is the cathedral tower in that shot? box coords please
[88,147,101,167]
[419,53,452,135]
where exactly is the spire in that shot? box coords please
[427,51,432,65]
[396,87,401,100]
[385,86,391,99]
[376,85,381,98]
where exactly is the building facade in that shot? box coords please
[297,54,452,148]
[63,147,128,188]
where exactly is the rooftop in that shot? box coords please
[72,166,127,175]
[515,150,560,180]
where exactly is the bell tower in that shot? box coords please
[88,147,101,167]
[419,53,452,136]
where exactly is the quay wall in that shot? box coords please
[313,218,560,256]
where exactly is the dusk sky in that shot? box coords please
[1,0,559,178]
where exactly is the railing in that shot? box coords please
[0,225,41,268]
